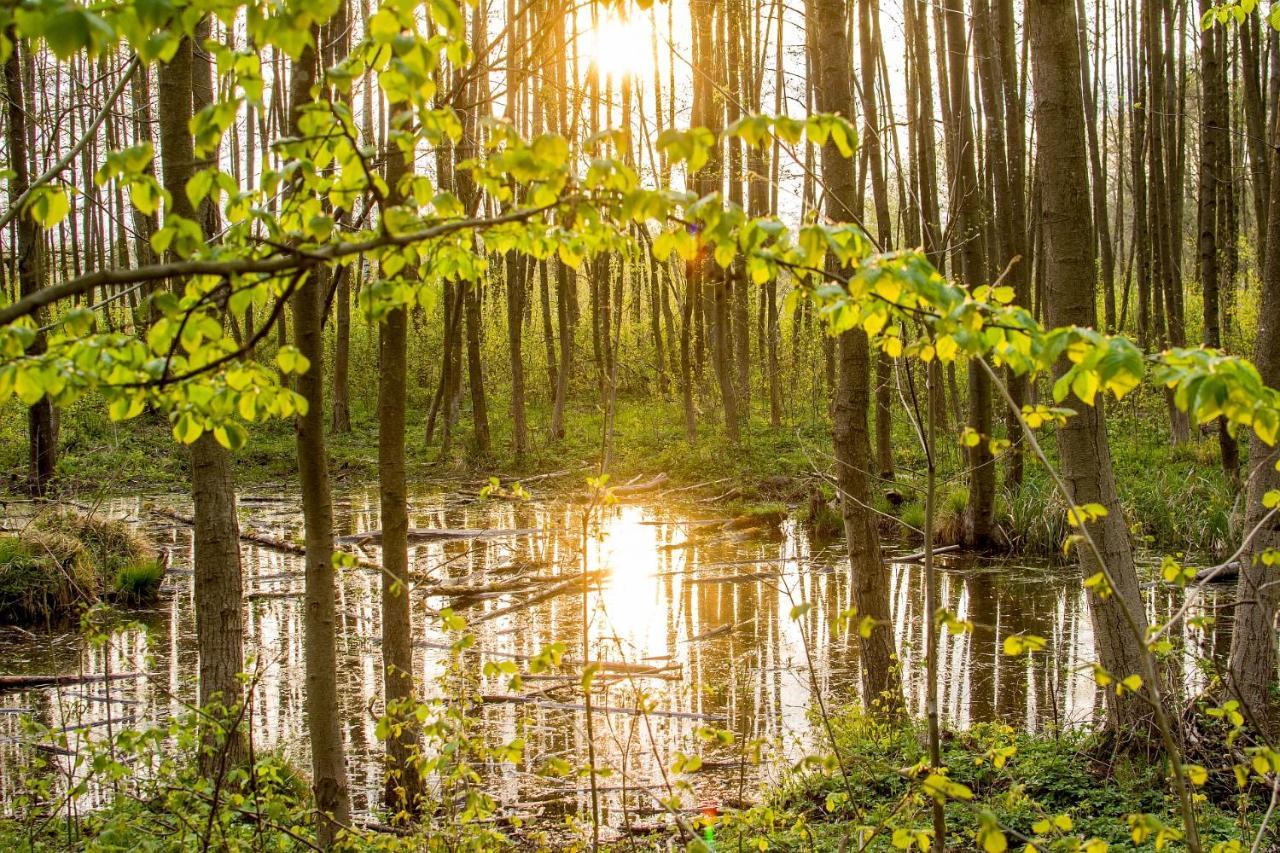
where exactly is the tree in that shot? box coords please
[376,42,426,815]
[1229,17,1280,738]
[1028,0,1156,739]
[941,0,996,549]
[4,31,55,495]
[156,33,248,775]
[284,35,352,842]
[811,0,901,713]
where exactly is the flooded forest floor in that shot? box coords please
[0,388,1255,849]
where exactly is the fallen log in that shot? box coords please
[413,640,677,676]
[147,506,381,570]
[0,672,145,693]
[1194,561,1241,584]
[478,694,723,721]
[888,544,962,563]
[685,571,780,586]
[472,571,607,623]
[336,527,539,546]
[611,473,670,497]
[246,590,303,602]
[428,578,542,599]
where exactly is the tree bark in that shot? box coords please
[286,38,352,842]
[1029,0,1155,738]
[157,33,248,775]
[1228,54,1280,736]
[941,1,996,548]
[812,0,901,713]
[4,33,55,495]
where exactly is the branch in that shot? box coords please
[0,54,141,234]
[0,201,561,326]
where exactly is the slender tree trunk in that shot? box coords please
[1228,74,1280,738]
[859,0,895,482]
[4,34,55,495]
[812,0,901,713]
[1197,3,1240,487]
[156,33,248,776]
[942,1,996,548]
[1029,0,1156,739]
[284,37,352,843]
[464,280,490,454]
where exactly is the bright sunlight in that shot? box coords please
[583,8,654,79]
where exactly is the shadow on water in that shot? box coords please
[0,490,1227,826]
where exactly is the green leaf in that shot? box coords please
[26,186,70,228]
[276,346,311,375]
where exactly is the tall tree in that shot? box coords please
[376,81,426,814]
[812,0,901,712]
[1229,19,1280,738]
[1197,1,1241,486]
[284,36,352,842]
[157,33,247,774]
[4,33,55,495]
[1029,0,1157,739]
[942,0,996,548]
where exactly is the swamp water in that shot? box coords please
[0,489,1226,832]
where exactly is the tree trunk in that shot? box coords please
[285,38,352,843]
[464,280,490,454]
[156,33,248,776]
[812,0,901,713]
[4,34,55,495]
[1228,62,1280,737]
[1197,2,1240,487]
[330,270,352,433]
[1029,0,1156,739]
[942,1,995,548]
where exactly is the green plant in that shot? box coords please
[110,559,165,604]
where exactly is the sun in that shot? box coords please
[584,8,654,80]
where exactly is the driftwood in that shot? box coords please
[413,640,677,676]
[611,473,670,497]
[472,571,606,623]
[0,672,145,693]
[685,571,780,585]
[336,527,539,546]
[246,590,303,602]
[888,544,962,563]
[479,694,723,721]
[1194,561,1241,584]
[147,506,381,570]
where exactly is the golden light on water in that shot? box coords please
[583,8,654,80]
[593,506,669,660]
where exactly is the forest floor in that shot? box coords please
[701,705,1258,852]
[0,384,1241,559]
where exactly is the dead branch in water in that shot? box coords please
[146,505,381,570]
[335,527,539,546]
[477,694,722,721]
[0,672,146,693]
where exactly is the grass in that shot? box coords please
[0,529,94,625]
[0,510,162,624]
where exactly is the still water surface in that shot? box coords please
[0,489,1223,828]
